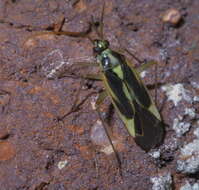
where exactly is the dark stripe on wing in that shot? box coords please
[105,70,134,118]
[120,57,151,108]
[133,100,164,151]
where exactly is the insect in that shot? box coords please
[93,39,165,151]
[34,3,164,152]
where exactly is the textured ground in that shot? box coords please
[0,0,199,189]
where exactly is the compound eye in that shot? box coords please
[104,40,109,48]
[93,46,100,53]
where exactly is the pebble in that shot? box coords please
[162,8,182,25]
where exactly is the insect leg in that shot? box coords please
[55,80,97,122]
[119,46,159,72]
[83,74,102,81]
[122,47,145,64]
[136,60,158,73]
[112,47,153,72]
[95,91,122,177]
[56,61,101,80]
[95,90,107,106]
[70,61,102,80]
[64,73,102,81]
[63,61,99,77]
[71,61,98,69]
[114,43,159,73]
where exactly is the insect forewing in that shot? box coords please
[101,50,164,151]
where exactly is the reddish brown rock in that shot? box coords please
[0,141,15,161]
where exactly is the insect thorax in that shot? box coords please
[97,49,123,72]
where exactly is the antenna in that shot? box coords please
[99,2,105,40]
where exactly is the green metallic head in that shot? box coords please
[93,39,109,54]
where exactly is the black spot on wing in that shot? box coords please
[121,60,151,108]
[105,70,134,119]
[133,101,164,151]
